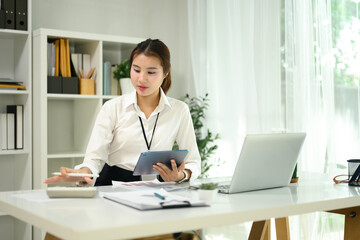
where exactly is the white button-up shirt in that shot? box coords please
[75,89,201,180]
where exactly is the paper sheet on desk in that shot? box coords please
[103,188,207,210]
[13,192,72,203]
[112,179,185,191]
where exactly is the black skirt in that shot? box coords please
[94,163,164,186]
[94,163,141,186]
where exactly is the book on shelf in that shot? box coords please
[47,42,55,76]
[0,113,7,150]
[48,38,70,78]
[15,0,27,31]
[7,113,15,150]
[103,61,111,95]
[54,39,59,76]
[71,53,79,78]
[0,79,26,90]
[111,65,119,95]
[6,105,23,149]
[3,0,15,29]
[0,9,5,29]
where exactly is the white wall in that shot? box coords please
[32,0,195,98]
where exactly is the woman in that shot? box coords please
[44,39,201,186]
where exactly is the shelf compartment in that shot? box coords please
[47,98,101,155]
[0,35,31,87]
[0,154,31,191]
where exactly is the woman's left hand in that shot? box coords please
[153,159,185,182]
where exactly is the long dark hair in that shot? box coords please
[129,39,171,94]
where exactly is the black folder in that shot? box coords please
[0,9,5,28]
[6,105,23,149]
[2,0,15,29]
[15,0,27,30]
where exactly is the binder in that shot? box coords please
[2,0,15,29]
[15,0,27,30]
[65,39,71,77]
[0,113,7,150]
[54,40,60,76]
[7,113,14,150]
[103,61,111,95]
[47,42,54,76]
[111,65,119,95]
[7,105,23,149]
[0,9,5,29]
[59,39,66,77]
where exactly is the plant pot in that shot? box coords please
[198,189,217,203]
[291,177,299,183]
[119,78,133,95]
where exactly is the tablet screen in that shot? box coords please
[133,150,189,176]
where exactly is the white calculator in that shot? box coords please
[46,187,97,198]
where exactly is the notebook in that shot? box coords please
[218,133,306,194]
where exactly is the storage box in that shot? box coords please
[62,77,79,94]
[47,76,62,93]
[79,78,95,95]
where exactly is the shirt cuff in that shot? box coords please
[74,163,100,187]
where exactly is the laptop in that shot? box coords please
[218,133,306,194]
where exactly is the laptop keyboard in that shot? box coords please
[217,184,230,190]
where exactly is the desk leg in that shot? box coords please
[248,220,270,240]
[328,206,360,240]
[275,217,290,240]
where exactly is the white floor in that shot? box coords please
[202,212,344,240]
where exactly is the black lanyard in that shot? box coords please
[139,113,160,151]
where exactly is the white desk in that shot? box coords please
[0,174,359,240]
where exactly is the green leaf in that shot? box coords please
[174,93,221,178]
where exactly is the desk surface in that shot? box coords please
[0,174,359,240]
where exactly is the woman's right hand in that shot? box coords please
[43,167,94,185]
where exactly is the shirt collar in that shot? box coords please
[124,88,172,114]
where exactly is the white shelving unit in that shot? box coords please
[0,1,32,239]
[32,28,143,190]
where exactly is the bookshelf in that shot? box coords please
[32,28,143,190]
[0,1,32,239]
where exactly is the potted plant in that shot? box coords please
[173,94,221,178]
[113,59,133,94]
[198,183,218,203]
[183,94,221,178]
[291,164,298,183]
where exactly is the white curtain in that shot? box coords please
[187,0,347,238]
[188,0,282,176]
[284,0,336,173]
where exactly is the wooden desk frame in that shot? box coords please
[250,206,360,240]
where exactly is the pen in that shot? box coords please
[52,172,99,178]
[154,192,165,200]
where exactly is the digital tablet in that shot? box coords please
[133,150,189,176]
